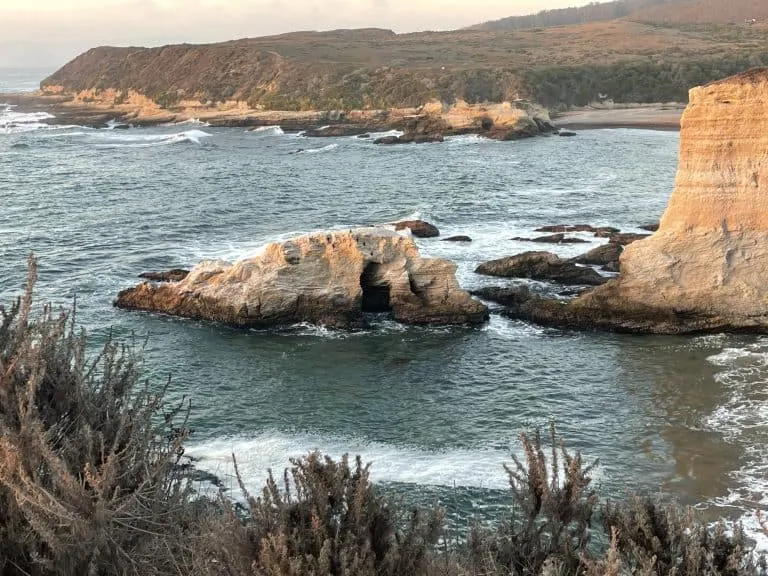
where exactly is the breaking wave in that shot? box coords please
[185,430,518,493]
[93,129,212,147]
[704,340,768,552]
[249,125,284,136]
[0,107,56,134]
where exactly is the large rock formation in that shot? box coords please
[115,228,488,328]
[505,69,768,333]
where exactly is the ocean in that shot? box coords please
[2,69,767,547]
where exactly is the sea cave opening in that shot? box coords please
[360,263,392,313]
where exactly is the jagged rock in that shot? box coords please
[471,285,587,307]
[535,224,598,233]
[442,235,472,242]
[503,69,768,333]
[374,133,444,144]
[139,269,190,282]
[593,227,622,237]
[571,243,623,266]
[475,251,608,286]
[602,261,621,273]
[608,232,651,245]
[639,223,660,232]
[511,233,589,244]
[115,228,488,328]
[393,220,440,238]
[304,125,370,137]
[558,130,578,137]
[374,135,401,145]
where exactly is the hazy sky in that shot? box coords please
[1,0,589,68]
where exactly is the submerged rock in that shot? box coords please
[475,251,608,286]
[535,224,599,233]
[115,228,488,328]
[442,235,472,242]
[392,220,440,238]
[303,125,370,137]
[511,233,589,244]
[501,69,768,333]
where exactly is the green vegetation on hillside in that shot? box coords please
[527,52,768,108]
[472,0,768,31]
[40,19,768,111]
[1,258,766,575]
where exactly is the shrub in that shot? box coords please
[199,452,447,576]
[465,425,599,575]
[0,256,199,576]
[599,495,767,576]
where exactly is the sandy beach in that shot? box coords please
[554,105,684,131]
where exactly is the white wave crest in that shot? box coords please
[186,431,518,493]
[447,134,497,145]
[0,108,56,134]
[161,118,210,127]
[249,125,284,136]
[94,129,212,148]
[299,143,338,154]
[703,338,768,551]
[368,129,404,139]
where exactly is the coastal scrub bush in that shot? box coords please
[0,256,200,576]
[465,425,599,575]
[197,452,447,576]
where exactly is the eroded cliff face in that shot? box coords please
[501,69,768,333]
[115,229,489,328]
[575,68,768,331]
[608,69,768,321]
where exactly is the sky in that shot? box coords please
[0,0,591,68]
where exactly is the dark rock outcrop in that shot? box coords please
[475,251,608,286]
[512,233,589,244]
[139,269,190,282]
[442,235,472,242]
[304,125,370,137]
[608,232,652,245]
[570,243,623,266]
[393,220,440,238]
[536,224,602,233]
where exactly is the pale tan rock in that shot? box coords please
[603,69,768,326]
[504,69,768,333]
[115,228,488,328]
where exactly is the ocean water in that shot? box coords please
[2,90,768,546]
[0,67,52,93]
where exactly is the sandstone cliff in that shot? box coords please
[115,229,488,328]
[505,68,768,333]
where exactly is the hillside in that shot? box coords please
[472,0,768,31]
[41,19,768,112]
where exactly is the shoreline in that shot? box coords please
[553,106,683,131]
[2,92,683,133]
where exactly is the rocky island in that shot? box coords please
[482,68,768,334]
[115,228,489,328]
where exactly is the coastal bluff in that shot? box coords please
[115,228,489,328]
[504,68,768,333]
